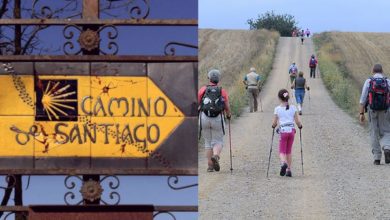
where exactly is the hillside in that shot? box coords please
[199,29,279,116]
[314,32,390,115]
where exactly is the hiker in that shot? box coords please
[300,35,304,44]
[359,64,390,165]
[305,28,311,37]
[272,89,303,177]
[309,54,318,78]
[291,71,310,115]
[292,30,296,37]
[288,62,298,84]
[199,69,232,172]
[243,67,261,112]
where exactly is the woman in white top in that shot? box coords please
[272,89,302,177]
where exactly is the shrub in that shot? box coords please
[248,11,299,37]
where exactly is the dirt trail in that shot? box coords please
[199,37,390,220]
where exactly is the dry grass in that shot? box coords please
[314,32,390,116]
[322,32,390,86]
[199,29,279,116]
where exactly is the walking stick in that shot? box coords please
[266,128,275,178]
[308,89,311,110]
[259,95,263,112]
[299,128,304,175]
[228,119,233,174]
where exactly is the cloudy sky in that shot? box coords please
[199,0,390,33]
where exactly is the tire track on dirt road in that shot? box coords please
[199,37,390,220]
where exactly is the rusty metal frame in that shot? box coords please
[0,205,197,219]
[0,167,197,176]
[0,19,197,26]
[0,55,197,62]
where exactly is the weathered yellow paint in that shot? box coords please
[0,75,184,158]
[0,116,34,156]
[90,76,147,117]
[34,120,90,157]
[0,75,34,115]
[90,117,147,157]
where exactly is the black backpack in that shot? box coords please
[201,85,225,117]
[368,77,390,111]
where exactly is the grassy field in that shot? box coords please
[313,32,390,116]
[199,29,279,116]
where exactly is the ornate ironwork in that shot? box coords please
[80,179,103,202]
[64,175,84,205]
[32,0,80,19]
[32,0,55,19]
[164,42,198,56]
[99,175,120,205]
[153,211,176,220]
[129,0,150,19]
[63,24,83,55]
[63,25,119,55]
[167,176,198,190]
[78,29,100,51]
[64,175,120,205]
[98,25,119,55]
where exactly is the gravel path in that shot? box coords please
[199,37,390,220]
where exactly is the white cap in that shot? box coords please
[250,67,256,72]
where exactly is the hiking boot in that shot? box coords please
[280,163,288,176]
[211,155,220,171]
[384,149,390,164]
[207,167,214,172]
[286,170,292,177]
[373,160,380,165]
[299,111,302,115]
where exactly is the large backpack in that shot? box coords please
[201,85,225,117]
[368,77,390,111]
[310,58,316,67]
[290,67,297,76]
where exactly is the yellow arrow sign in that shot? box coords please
[0,74,184,158]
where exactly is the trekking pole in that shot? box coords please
[266,128,275,178]
[228,118,233,174]
[299,128,304,175]
[259,96,263,112]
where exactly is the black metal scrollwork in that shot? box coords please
[32,0,78,19]
[129,0,150,19]
[64,175,83,205]
[164,42,198,56]
[63,25,119,55]
[63,25,83,55]
[63,175,120,205]
[98,25,119,55]
[167,176,198,190]
[32,0,54,19]
[99,175,121,205]
[153,211,177,220]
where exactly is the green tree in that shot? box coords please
[248,11,299,37]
